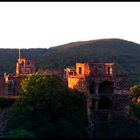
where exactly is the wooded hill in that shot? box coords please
[0,38,140,85]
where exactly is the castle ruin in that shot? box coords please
[0,49,132,137]
[64,62,130,137]
[0,49,36,96]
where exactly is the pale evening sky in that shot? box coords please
[0,2,140,49]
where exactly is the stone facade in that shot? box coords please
[64,62,130,137]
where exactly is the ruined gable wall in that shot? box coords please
[76,63,90,75]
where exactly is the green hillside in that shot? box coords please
[0,38,140,85]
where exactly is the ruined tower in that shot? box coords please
[16,49,35,75]
[2,49,36,96]
[64,62,130,137]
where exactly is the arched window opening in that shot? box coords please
[98,81,113,94]
[7,80,15,95]
[97,66,102,76]
[79,67,82,74]
[89,81,96,94]
[91,98,96,110]
[108,67,111,75]
[64,70,67,77]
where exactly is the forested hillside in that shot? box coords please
[0,38,140,85]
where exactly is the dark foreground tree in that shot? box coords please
[5,74,88,138]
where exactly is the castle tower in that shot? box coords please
[16,49,35,75]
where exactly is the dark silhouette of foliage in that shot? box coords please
[0,97,15,109]
[130,102,140,119]
[6,128,35,138]
[5,74,88,138]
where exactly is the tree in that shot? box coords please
[5,74,88,138]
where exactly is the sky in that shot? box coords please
[0,2,140,49]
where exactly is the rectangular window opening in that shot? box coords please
[79,67,82,74]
